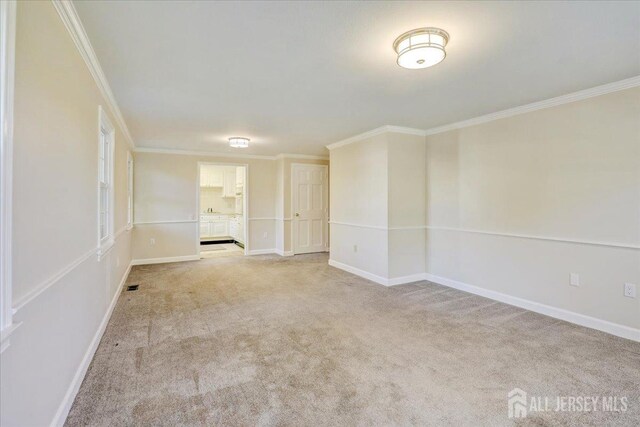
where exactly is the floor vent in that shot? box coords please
[126,285,139,291]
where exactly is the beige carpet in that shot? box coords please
[66,253,639,426]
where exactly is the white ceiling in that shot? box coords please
[74,1,640,156]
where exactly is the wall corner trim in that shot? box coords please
[50,262,133,427]
[51,0,135,148]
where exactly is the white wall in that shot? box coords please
[425,87,640,331]
[132,152,278,259]
[1,2,133,425]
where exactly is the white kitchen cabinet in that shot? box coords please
[236,167,244,187]
[200,168,224,187]
[223,170,236,197]
[229,219,239,240]
[211,219,228,236]
[199,221,210,237]
[211,169,224,187]
[238,219,244,244]
[200,215,231,238]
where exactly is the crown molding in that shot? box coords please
[134,147,330,161]
[327,76,640,150]
[134,146,279,160]
[52,0,135,148]
[327,125,425,150]
[275,153,329,160]
[425,75,640,136]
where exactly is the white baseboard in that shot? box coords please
[248,249,293,256]
[131,255,200,265]
[274,249,294,256]
[387,273,428,286]
[328,259,426,287]
[328,259,391,286]
[423,273,640,342]
[326,259,639,342]
[247,249,277,256]
[51,262,133,427]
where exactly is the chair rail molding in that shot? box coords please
[12,227,132,313]
[426,225,640,250]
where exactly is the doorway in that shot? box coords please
[291,163,328,254]
[197,163,248,258]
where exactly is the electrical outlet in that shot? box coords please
[624,283,636,298]
[353,245,358,253]
[570,273,580,287]
[150,238,156,245]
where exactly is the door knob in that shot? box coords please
[295,213,300,217]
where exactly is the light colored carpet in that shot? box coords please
[66,253,640,426]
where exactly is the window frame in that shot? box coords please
[0,0,17,352]
[97,106,115,259]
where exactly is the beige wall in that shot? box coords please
[329,132,426,279]
[388,133,426,278]
[330,135,389,277]
[425,88,640,329]
[1,2,133,426]
[133,152,278,259]
[329,87,639,335]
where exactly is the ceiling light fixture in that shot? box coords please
[393,27,449,69]
[228,137,250,148]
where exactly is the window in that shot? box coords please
[126,151,133,229]
[98,106,115,258]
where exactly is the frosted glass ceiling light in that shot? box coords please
[229,137,249,148]
[393,27,449,69]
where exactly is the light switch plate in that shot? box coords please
[570,273,580,287]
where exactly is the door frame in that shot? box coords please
[290,163,329,255]
[196,162,249,257]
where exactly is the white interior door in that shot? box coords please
[292,164,328,254]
